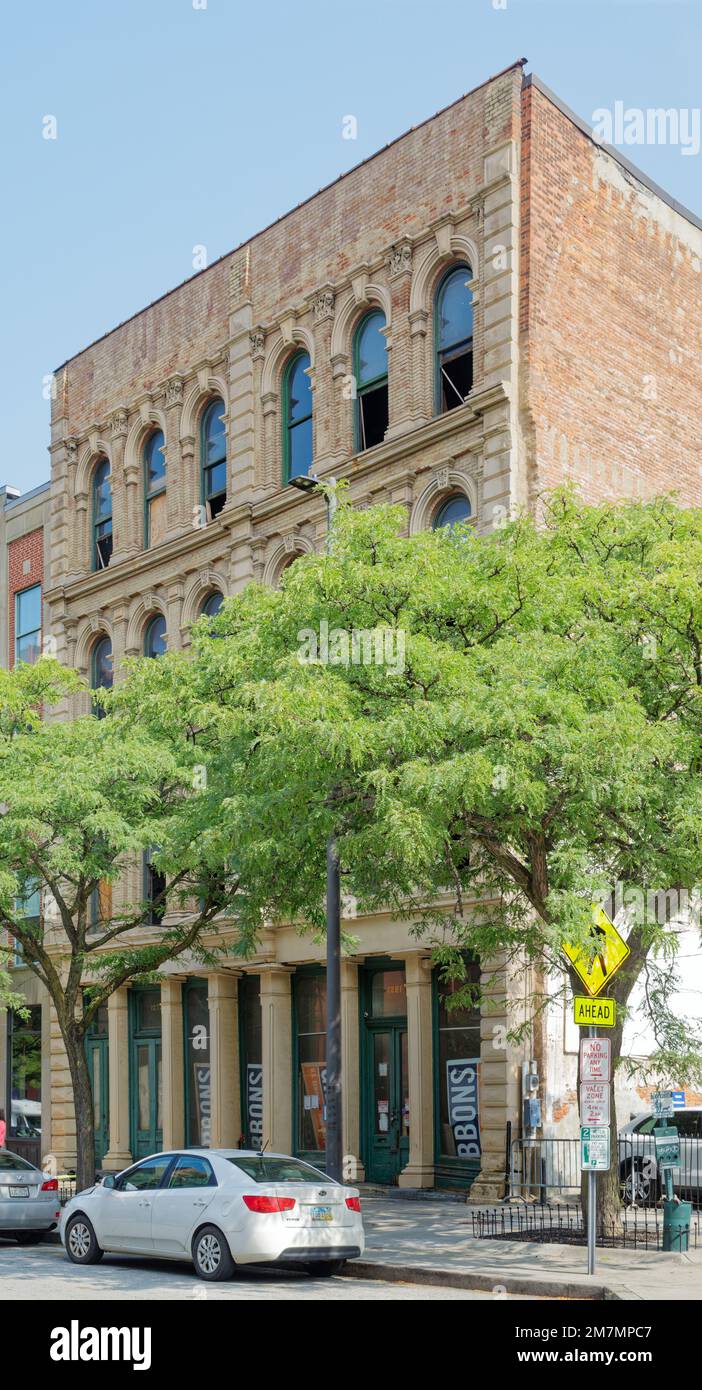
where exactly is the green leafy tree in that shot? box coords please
[0,661,240,1188]
[119,489,702,1226]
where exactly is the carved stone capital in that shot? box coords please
[165,376,184,408]
[388,241,412,278]
[110,409,128,438]
[249,329,266,359]
[311,288,335,323]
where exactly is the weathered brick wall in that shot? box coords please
[520,79,702,507]
[8,527,44,667]
[55,63,523,439]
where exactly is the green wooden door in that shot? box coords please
[86,1037,109,1168]
[364,1024,409,1184]
[129,989,163,1159]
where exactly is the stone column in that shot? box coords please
[260,967,293,1153]
[384,241,416,441]
[398,953,435,1188]
[208,972,241,1148]
[341,960,364,1181]
[309,288,340,471]
[103,987,132,1170]
[164,376,185,538]
[160,979,184,1152]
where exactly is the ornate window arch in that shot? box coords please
[353,310,388,452]
[92,457,113,571]
[143,613,167,658]
[282,350,313,482]
[409,470,477,535]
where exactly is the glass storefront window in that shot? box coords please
[436,965,481,1165]
[184,981,210,1147]
[239,975,262,1148]
[9,1006,41,1138]
[295,974,326,1154]
[137,989,161,1033]
[370,969,407,1018]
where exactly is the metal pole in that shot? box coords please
[324,481,342,1183]
[326,833,342,1182]
[587,1024,596,1276]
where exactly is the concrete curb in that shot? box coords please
[345,1258,619,1300]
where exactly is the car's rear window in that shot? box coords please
[0,1152,34,1172]
[225,1156,333,1184]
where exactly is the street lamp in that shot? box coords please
[288,472,342,1182]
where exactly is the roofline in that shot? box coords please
[525,73,702,234]
[53,58,528,374]
[3,481,50,510]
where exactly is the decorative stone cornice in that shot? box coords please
[388,241,412,278]
[311,288,335,323]
[110,409,128,438]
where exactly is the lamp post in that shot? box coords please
[288,473,342,1181]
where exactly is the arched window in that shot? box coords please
[283,352,313,481]
[354,310,388,452]
[201,398,227,520]
[144,614,167,658]
[433,493,472,531]
[144,429,166,548]
[92,457,113,571]
[201,591,224,619]
[435,266,473,414]
[91,635,113,718]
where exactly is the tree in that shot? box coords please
[0,660,240,1188]
[120,488,702,1225]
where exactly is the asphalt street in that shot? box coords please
[0,1240,533,1300]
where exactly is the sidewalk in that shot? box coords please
[352,1197,702,1300]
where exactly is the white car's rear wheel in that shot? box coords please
[65,1214,103,1265]
[192,1225,235,1281]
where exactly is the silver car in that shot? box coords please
[0,1148,61,1243]
[61,1149,365,1281]
[619,1107,702,1202]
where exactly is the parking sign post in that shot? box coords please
[587,1027,596,1276]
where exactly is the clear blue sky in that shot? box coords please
[2,0,699,493]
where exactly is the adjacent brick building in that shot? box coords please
[4,62,701,1194]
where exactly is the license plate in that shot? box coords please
[9,1186,29,1198]
[309,1205,333,1223]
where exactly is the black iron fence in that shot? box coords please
[471,1202,700,1252]
[509,1136,701,1210]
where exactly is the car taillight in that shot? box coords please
[345,1196,361,1212]
[41,1178,59,1192]
[242,1195,297,1213]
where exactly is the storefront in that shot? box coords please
[85,1003,109,1167]
[183,978,211,1147]
[5,1005,42,1167]
[360,962,409,1184]
[238,974,262,1148]
[433,960,482,1190]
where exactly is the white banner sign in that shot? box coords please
[580,1080,610,1125]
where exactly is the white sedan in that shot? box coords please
[60,1149,364,1281]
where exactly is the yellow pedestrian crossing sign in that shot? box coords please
[563,906,630,997]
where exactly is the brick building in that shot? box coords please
[4,62,701,1193]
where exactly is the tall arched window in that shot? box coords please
[433,493,472,531]
[354,310,388,452]
[201,398,227,520]
[91,635,113,718]
[283,351,313,481]
[92,457,113,571]
[435,265,473,414]
[144,429,166,548]
[201,591,224,619]
[144,614,167,658]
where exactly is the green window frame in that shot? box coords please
[92,457,113,571]
[143,429,166,549]
[432,957,481,1190]
[14,584,41,665]
[200,398,227,520]
[434,264,474,415]
[282,351,313,483]
[353,310,388,452]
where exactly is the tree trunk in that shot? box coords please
[62,1024,96,1192]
